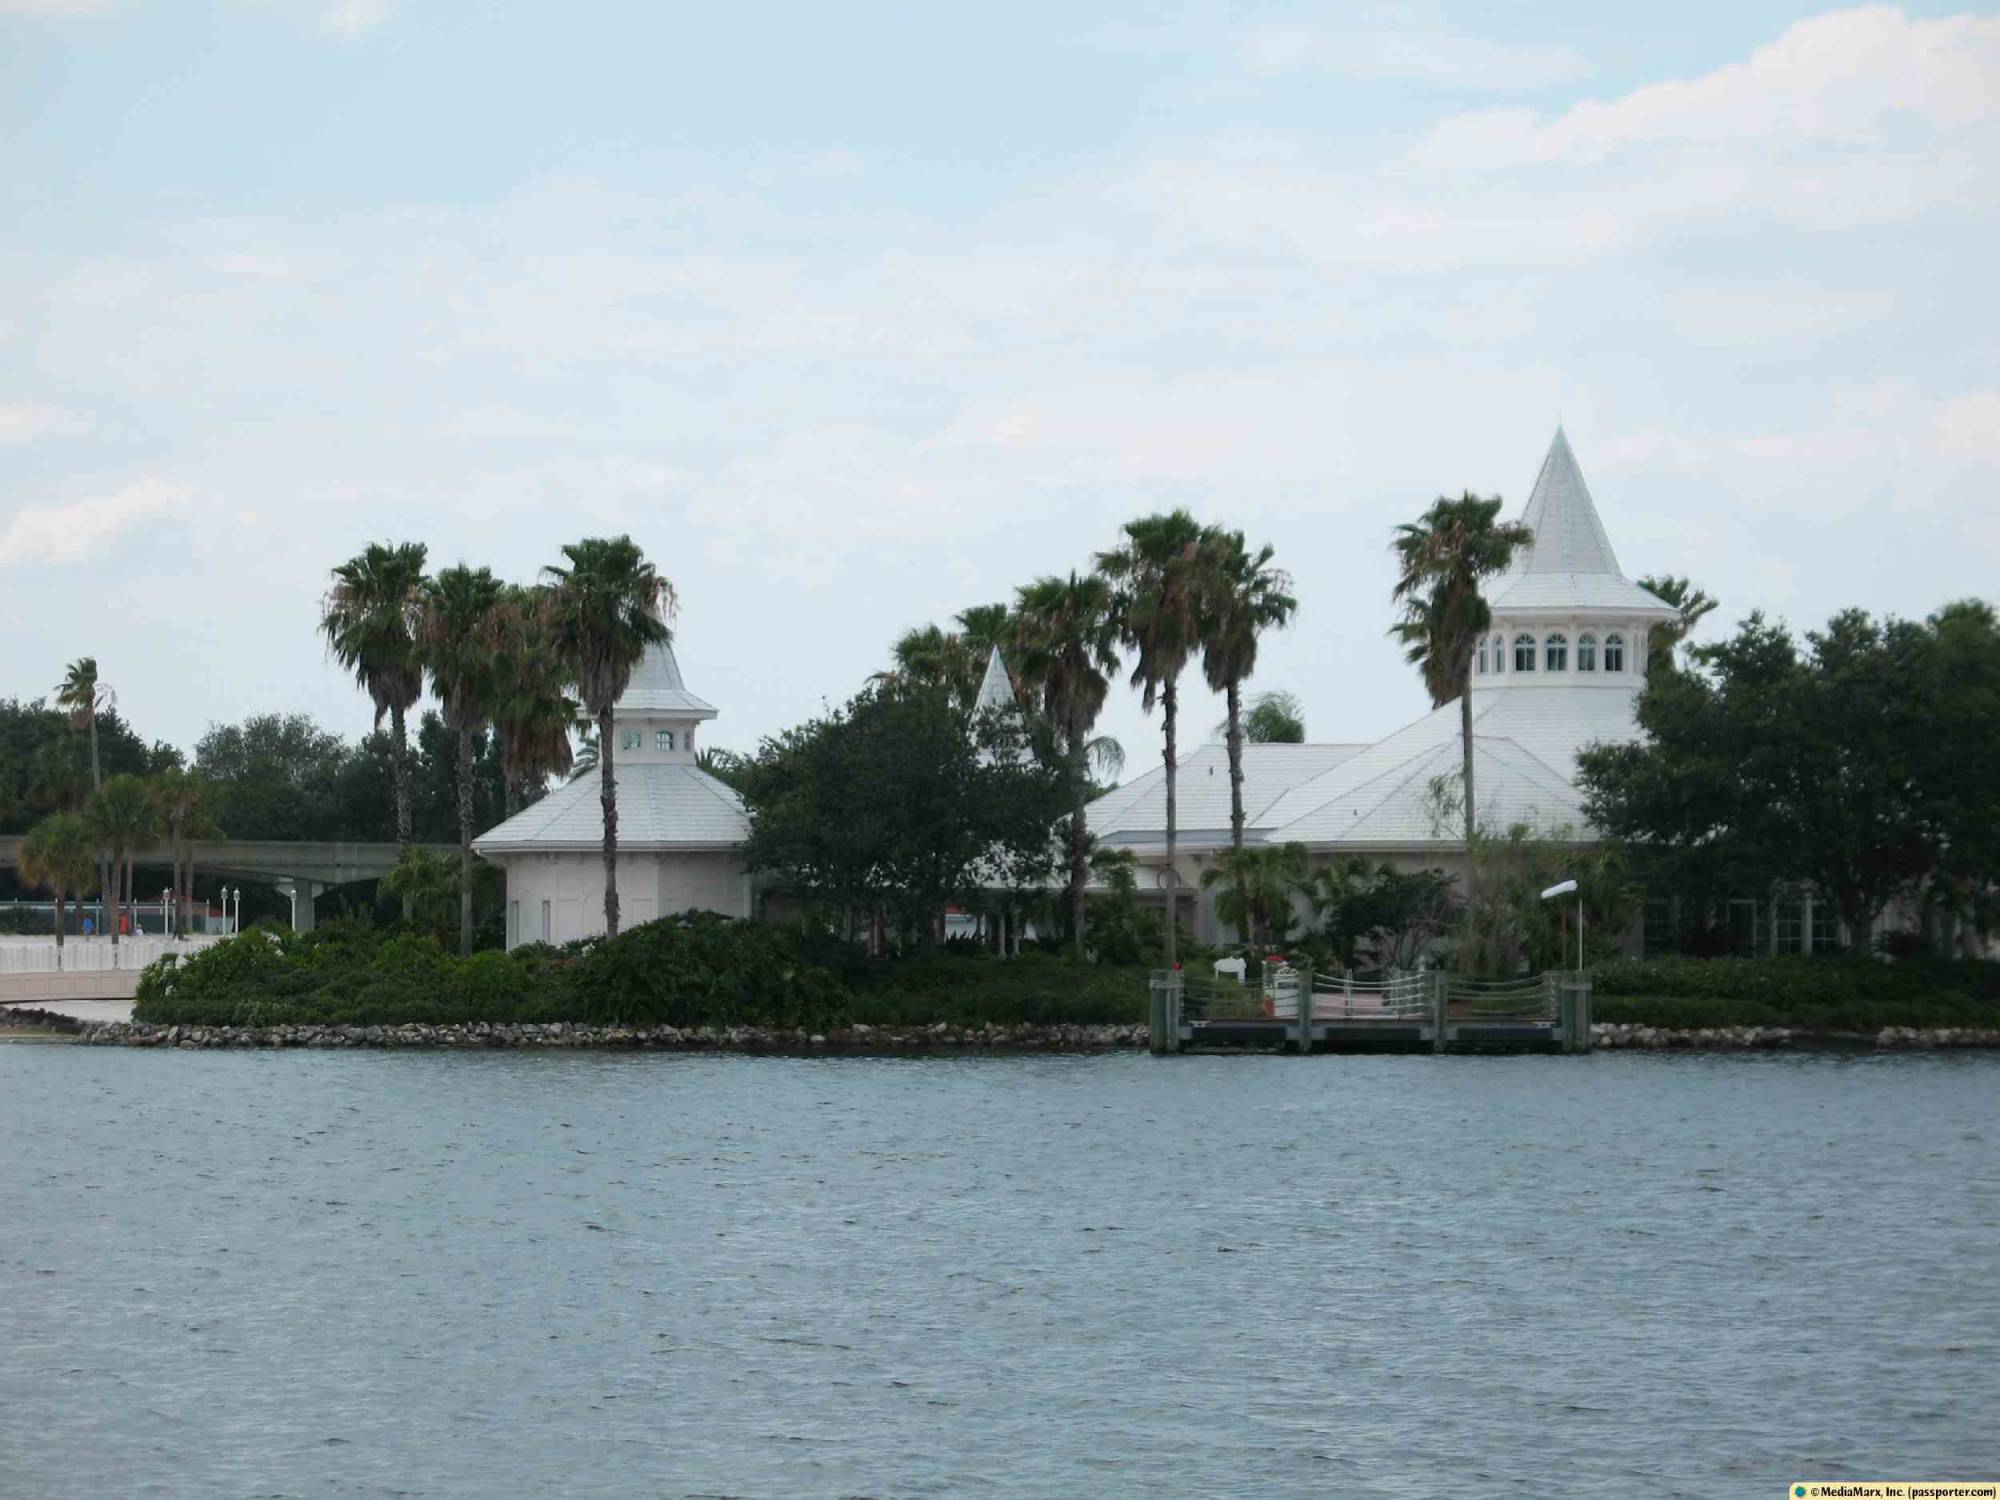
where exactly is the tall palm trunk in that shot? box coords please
[1225,678,1251,946]
[598,705,620,938]
[1459,684,1475,849]
[54,894,66,958]
[106,852,121,947]
[457,727,476,956]
[390,701,413,866]
[1067,727,1090,960]
[1163,678,1179,969]
[498,728,521,820]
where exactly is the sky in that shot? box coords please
[2,0,1996,773]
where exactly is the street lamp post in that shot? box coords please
[1540,879,1583,972]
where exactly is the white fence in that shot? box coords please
[0,936,221,975]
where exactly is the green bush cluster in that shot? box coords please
[843,953,1149,1028]
[134,912,849,1031]
[1593,955,2000,1031]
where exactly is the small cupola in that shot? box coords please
[611,641,718,765]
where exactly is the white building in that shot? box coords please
[1087,428,1678,944]
[472,642,753,947]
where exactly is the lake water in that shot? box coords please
[2,1047,1995,1498]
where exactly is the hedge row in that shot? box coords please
[844,955,1149,1028]
[134,913,849,1032]
[1593,955,2000,1031]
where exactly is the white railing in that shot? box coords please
[0,937,220,975]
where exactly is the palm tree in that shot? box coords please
[19,812,96,960]
[420,564,505,956]
[85,773,158,947]
[543,536,673,940]
[321,542,430,876]
[882,603,1018,708]
[1389,493,1533,854]
[490,585,579,818]
[1638,574,1719,677]
[1097,510,1208,968]
[149,769,214,937]
[55,656,109,925]
[1201,841,1310,953]
[1199,528,1297,941]
[1013,571,1122,960]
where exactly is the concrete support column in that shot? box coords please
[279,880,323,932]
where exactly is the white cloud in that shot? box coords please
[0,0,116,15]
[1405,7,2000,170]
[1239,24,1588,89]
[0,478,196,571]
[315,0,391,39]
[0,404,91,442]
[1935,391,2000,460]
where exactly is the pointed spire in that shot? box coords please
[1509,427,1622,577]
[973,646,1016,716]
[615,639,718,718]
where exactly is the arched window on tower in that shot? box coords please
[1545,633,1568,672]
[1513,633,1537,672]
[1604,633,1626,673]
[1493,634,1506,673]
[621,729,641,751]
[1477,638,1489,675]
[1577,633,1598,671]
[656,730,675,751]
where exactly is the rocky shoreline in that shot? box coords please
[6,1007,1995,1053]
[1591,1021,2000,1051]
[68,1017,1152,1052]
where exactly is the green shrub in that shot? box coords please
[133,910,848,1031]
[845,953,1148,1027]
[1593,955,2000,1030]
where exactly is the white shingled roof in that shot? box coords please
[1486,428,1677,619]
[474,763,749,853]
[1090,741,1370,846]
[1092,686,1634,852]
[617,641,718,718]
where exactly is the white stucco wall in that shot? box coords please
[495,850,752,948]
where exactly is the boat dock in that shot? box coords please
[1149,968,1593,1055]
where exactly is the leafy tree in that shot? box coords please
[1910,601,2000,949]
[1638,574,1719,677]
[1098,510,1208,968]
[737,679,1063,947]
[1198,528,1297,941]
[420,564,505,955]
[1579,608,1986,950]
[1202,841,1309,952]
[1012,570,1121,959]
[1388,493,1533,854]
[543,535,673,939]
[322,541,430,875]
[85,773,158,945]
[1242,691,1306,744]
[195,714,353,842]
[1303,856,1457,971]
[19,811,96,952]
